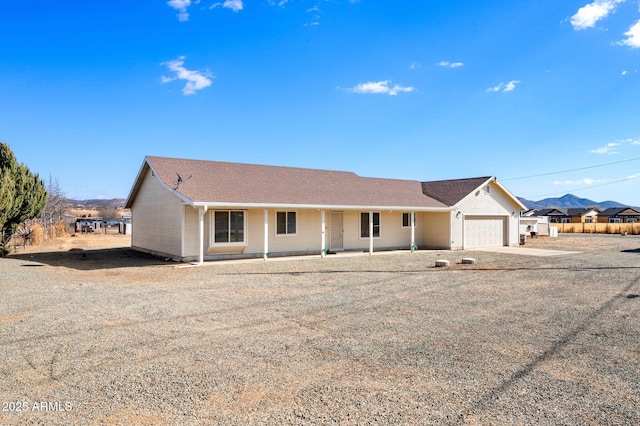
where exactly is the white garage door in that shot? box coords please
[464,216,506,248]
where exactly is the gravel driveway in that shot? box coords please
[1,234,639,424]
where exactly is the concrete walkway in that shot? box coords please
[469,246,581,257]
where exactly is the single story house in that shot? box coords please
[597,207,640,223]
[538,207,600,224]
[125,156,526,263]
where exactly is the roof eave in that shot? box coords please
[191,201,454,212]
[124,158,150,209]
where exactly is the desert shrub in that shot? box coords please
[52,221,68,238]
[30,223,44,246]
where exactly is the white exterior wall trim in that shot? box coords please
[192,202,454,212]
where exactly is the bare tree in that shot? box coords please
[39,175,69,233]
[97,205,120,222]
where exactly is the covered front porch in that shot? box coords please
[186,206,454,264]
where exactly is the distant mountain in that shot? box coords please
[518,194,627,210]
[67,198,127,209]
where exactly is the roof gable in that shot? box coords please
[420,177,493,206]
[566,208,598,216]
[599,207,640,216]
[619,208,640,215]
[537,208,566,216]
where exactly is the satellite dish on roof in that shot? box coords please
[174,171,192,190]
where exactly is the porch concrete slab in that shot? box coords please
[469,246,581,257]
[180,249,417,267]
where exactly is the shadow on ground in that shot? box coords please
[621,248,640,253]
[9,248,170,271]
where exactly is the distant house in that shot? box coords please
[597,207,640,223]
[521,209,540,217]
[75,218,103,233]
[125,156,526,263]
[538,207,599,224]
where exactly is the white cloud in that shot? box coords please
[438,61,464,68]
[348,80,415,96]
[618,20,640,48]
[211,0,243,11]
[268,0,288,6]
[627,173,640,179]
[616,138,640,145]
[224,0,244,11]
[168,0,191,22]
[553,178,608,185]
[570,0,625,30]
[486,80,520,93]
[591,142,622,154]
[161,56,213,95]
[409,61,420,70]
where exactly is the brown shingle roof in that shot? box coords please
[420,176,493,206]
[134,156,452,210]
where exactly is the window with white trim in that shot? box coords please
[360,212,380,238]
[276,211,297,235]
[609,218,621,223]
[213,211,245,243]
[402,212,415,228]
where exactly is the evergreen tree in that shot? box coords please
[0,142,48,254]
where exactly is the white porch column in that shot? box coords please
[411,211,416,252]
[263,209,269,261]
[198,206,208,265]
[369,211,374,255]
[321,210,326,258]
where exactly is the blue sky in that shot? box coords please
[2,0,639,204]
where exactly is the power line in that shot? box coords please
[502,156,640,181]
[523,176,638,199]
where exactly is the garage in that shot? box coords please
[464,216,506,248]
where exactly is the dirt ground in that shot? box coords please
[1,234,639,424]
[19,233,132,252]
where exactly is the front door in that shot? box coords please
[330,212,344,251]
